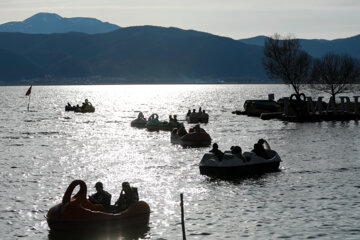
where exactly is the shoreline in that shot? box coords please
[0,82,284,87]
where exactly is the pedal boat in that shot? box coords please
[186,112,209,123]
[74,103,95,113]
[171,129,211,147]
[146,113,183,131]
[46,180,150,232]
[199,149,281,179]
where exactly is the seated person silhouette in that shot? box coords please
[177,126,188,137]
[88,182,112,210]
[252,139,268,159]
[138,112,144,119]
[114,182,139,212]
[210,143,224,161]
[231,146,248,162]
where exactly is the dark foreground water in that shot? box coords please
[0,84,359,240]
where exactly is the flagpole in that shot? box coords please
[27,95,31,111]
[25,85,32,111]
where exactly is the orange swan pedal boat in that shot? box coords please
[46,180,150,232]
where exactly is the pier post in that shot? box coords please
[354,96,360,115]
[180,193,186,240]
[283,98,289,116]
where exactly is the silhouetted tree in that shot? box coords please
[263,34,312,100]
[309,53,360,103]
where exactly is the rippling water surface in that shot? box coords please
[0,84,359,240]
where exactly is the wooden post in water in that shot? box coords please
[180,193,186,240]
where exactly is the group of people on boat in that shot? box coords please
[174,124,206,137]
[169,115,178,122]
[186,107,209,123]
[186,107,207,117]
[66,99,92,111]
[88,181,139,213]
[209,139,270,161]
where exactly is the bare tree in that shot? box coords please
[263,34,312,100]
[310,53,360,103]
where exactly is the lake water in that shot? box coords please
[0,84,359,240]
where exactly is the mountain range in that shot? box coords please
[0,27,265,84]
[0,13,359,85]
[239,35,360,60]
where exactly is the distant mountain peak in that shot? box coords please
[25,12,62,20]
[0,13,120,34]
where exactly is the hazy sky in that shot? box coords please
[0,0,359,40]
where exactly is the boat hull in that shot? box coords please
[243,100,280,116]
[65,106,75,111]
[131,118,147,128]
[74,106,95,113]
[147,125,179,131]
[186,115,209,123]
[47,209,150,232]
[199,161,280,179]
[171,132,211,147]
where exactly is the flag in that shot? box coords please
[25,85,32,96]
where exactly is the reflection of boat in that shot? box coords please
[74,103,95,113]
[48,223,150,240]
[146,113,183,131]
[131,112,147,128]
[46,180,150,232]
[171,127,211,147]
[186,113,209,123]
[199,148,281,179]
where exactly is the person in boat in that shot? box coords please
[252,139,268,159]
[67,102,71,107]
[81,99,90,109]
[193,124,205,134]
[177,125,188,137]
[138,112,145,119]
[194,124,201,133]
[210,143,224,161]
[169,115,174,122]
[88,182,112,210]
[199,107,202,113]
[187,110,191,116]
[231,146,248,162]
[173,115,178,122]
[114,182,139,212]
[192,109,196,114]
